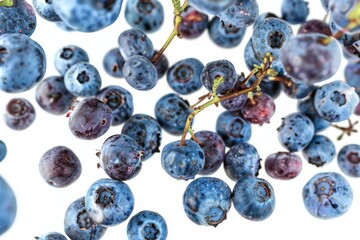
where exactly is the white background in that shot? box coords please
[1,0,360,239]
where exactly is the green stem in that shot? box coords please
[0,0,13,7]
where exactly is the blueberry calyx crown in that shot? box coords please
[95,187,115,208]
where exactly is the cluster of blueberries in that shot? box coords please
[1,0,360,239]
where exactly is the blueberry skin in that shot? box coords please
[102,48,125,78]
[64,62,102,97]
[54,45,89,76]
[96,85,133,126]
[216,111,251,148]
[297,90,331,132]
[218,0,259,28]
[244,38,260,72]
[167,58,204,95]
[85,178,134,226]
[64,197,107,240]
[127,210,167,240]
[252,17,293,61]
[154,93,193,135]
[297,19,332,36]
[241,93,276,125]
[35,76,76,115]
[0,33,46,93]
[253,12,279,29]
[302,135,336,167]
[52,0,123,32]
[179,6,209,39]
[314,80,360,122]
[161,140,205,180]
[193,131,226,175]
[152,50,169,80]
[118,28,154,60]
[39,146,82,188]
[4,98,36,130]
[277,113,315,152]
[125,0,164,33]
[183,177,231,226]
[338,144,360,177]
[303,172,353,219]
[32,0,61,22]
[100,134,142,181]
[281,0,309,25]
[68,98,112,140]
[35,232,68,240]
[281,78,316,99]
[123,55,158,91]
[188,0,236,15]
[121,114,161,161]
[0,176,16,236]
[0,140,7,162]
[201,59,237,95]
[232,176,275,221]
[0,0,36,36]
[265,152,302,180]
[224,142,261,181]
[345,61,360,95]
[208,16,246,48]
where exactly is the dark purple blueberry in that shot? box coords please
[102,48,125,78]
[64,197,107,240]
[35,76,76,115]
[0,176,17,236]
[192,130,226,175]
[4,98,36,130]
[178,5,208,39]
[219,76,248,111]
[265,152,302,180]
[35,232,67,240]
[99,134,142,181]
[85,178,134,226]
[0,140,7,162]
[96,85,134,126]
[0,0,36,36]
[39,146,82,188]
[118,28,154,60]
[281,0,309,25]
[167,58,204,95]
[124,0,164,33]
[54,45,89,76]
[183,177,231,226]
[68,98,112,140]
[121,114,162,161]
[258,78,282,99]
[302,135,336,167]
[224,142,261,181]
[303,172,353,219]
[241,93,276,125]
[297,19,332,36]
[216,111,251,148]
[161,140,205,180]
[127,210,168,240]
[154,93,193,135]
[355,102,360,116]
[338,144,360,177]
[232,176,275,221]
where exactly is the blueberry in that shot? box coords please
[192,131,226,175]
[178,6,209,39]
[183,177,231,226]
[99,134,142,181]
[188,0,237,15]
[297,19,332,36]
[118,28,154,60]
[64,197,107,240]
[121,114,161,161]
[281,77,316,99]
[0,176,17,236]
[241,93,276,125]
[152,50,169,80]
[302,172,353,219]
[54,45,89,76]
[96,85,134,126]
[215,111,251,147]
[166,58,204,95]
[52,0,124,32]
[345,61,360,95]
[314,80,359,122]
[302,135,336,167]
[32,0,61,22]
[281,0,309,25]
[102,48,125,78]
[161,140,205,180]
[127,210,168,240]
[68,98,112,140]
[224,142,261,181]
[338,144,360,177]
[0,33,46,93]
[4,98,36,130]
[265,152,302,180]
[39,146,82,188]
[277,113,315,152]
[253,12,279,29]
[35,232,68,240]
[85,178,134,226]
[218,0,259,29]
[0,140,7,162]
[124,0,164,33]
[232,176,275,221]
